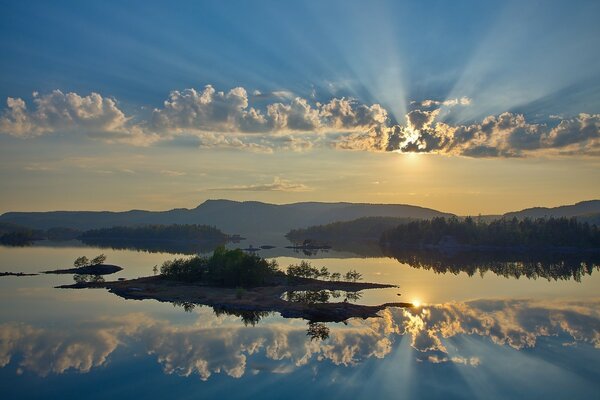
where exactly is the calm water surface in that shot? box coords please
[0,243,599,399]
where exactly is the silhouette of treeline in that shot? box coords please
[79,224,229,242]
[381,217,600,248]
[0,222,232,251]
[160,246,363,287]
[1,222,84,245]
[382,247,600,282]
[286,217,412,245]
[0,222,44,245]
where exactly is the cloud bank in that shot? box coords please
[1,86,598,157]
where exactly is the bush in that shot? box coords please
[160,246,280,287]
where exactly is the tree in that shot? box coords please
[90,254,107,265]
[330,272,341,281]
[344,269,362,282]
[73,256,89,269]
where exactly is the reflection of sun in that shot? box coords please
[412,299,421,307]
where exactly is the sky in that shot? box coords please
[0,0,599,215]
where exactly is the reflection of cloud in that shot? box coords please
[0,314,155,376]
[1,299,598,378]
[388,299,600,361]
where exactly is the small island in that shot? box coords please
[43,254,123,275]
[59,247,412,322]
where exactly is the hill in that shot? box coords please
[0,200,454,237]
[503,200,600,219]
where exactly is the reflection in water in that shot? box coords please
[212,308,271,327]
[384,248,600,281]
[78,238,224,255]
[284,290,363,304]
[307,322,330,341]
[73,274,105,284]
[1,299,598,380]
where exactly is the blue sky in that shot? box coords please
[0,0,599,213]
[2,0,598,119]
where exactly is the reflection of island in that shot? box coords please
[0,271,38,277]
[1,298,598,379]
[79,224,235,254]
[59,247,410,323]
[383,247,600,281]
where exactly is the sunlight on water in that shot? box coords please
[0,243,598,399]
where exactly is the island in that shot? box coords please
[59,247,412,322]
[43,254,123,275]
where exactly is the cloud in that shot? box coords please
[1,86,598,157]
[160,169,186,177]
[208,177,312,192]
[0,90,157,146]
[341,111,600,157]
[415,97,472,108]
[151,86,387,136]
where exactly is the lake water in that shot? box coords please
[0,242,599,399]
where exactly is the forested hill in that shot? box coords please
[380,217,600,249]
[0,200,453,236]
[286,217,411,244]
[503,200,600,220]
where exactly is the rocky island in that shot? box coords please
[59,247,412,322]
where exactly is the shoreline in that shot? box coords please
[58,275,412,322]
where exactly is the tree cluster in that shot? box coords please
[286,261,362,282]
[73,254,107,268]
[160,246,280,287]
[380,217,600,248]
[79,224,229,242]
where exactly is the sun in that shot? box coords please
[412,299,421,307]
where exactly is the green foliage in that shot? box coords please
[73,256,89,268]
[330,272,341,281]
[344,269,362,282]
[287,261,322,279]
[90,254,107,265]
[380,217,600,248]
[73,254,107,269]
[160,246,280,287]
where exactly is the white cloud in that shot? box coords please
[1,87,598,157]
[0,90,158,146]
[208,177,312,192]
[418,97,472,108]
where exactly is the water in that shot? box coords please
[0,242,599,399]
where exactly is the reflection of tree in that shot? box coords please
[73,274,105,284]
[344,291,362,303]
[285,290,330,304]
[212,308,271,326]
[172,301,197,313]
[306,322,330,341]
[383,248,600,281]
[284,290,363,304]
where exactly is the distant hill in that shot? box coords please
[0,200,454,237]
[503,200,600,220]
[286,216,412,244]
